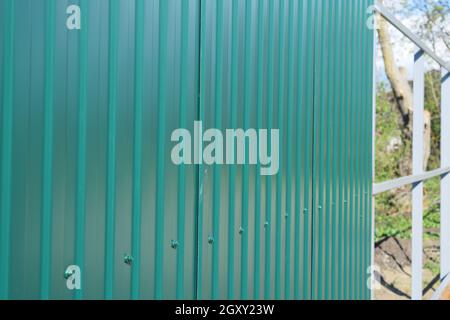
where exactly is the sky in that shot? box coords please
[375,0,450,82]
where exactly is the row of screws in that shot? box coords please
[167,204,362,249]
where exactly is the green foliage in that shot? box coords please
[375,209,440,241]
[375,213,411,240]
[424,260,440,276]
[374,83,405,183]
[425,70,442,171]
[375,72,442,243]
[377,0,448,277]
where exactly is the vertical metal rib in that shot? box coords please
[349,1,358,299]
[0,0,15,300]
[319,0,335,299]
[358,0,365,299]
[303,0,314,300]
[105,0,119,300]
[294,0,306,300]
[340,0,346,299]
[40,0,56,300]
[254,0,264,299]
[336,0,343,298]
[313,0,326,299]
[354,0,361,298]
[284,0,295,299]
[75,0,89,300]
[343,0,350,299]
[293,0,301,299]
[196,0,206,300]
[310,0,320,299]
[264,0,275,300]
[351,0,359,299]
[275,0,285,299]
[365,0,372,299]
[347,0,354,298]
[227,0,239,300]
[364,0,370,300]
[212,0,223,300]
[240,0,252,300]
[329,0,338,299]
[176,0,189,300]
[131,0,145,300]
[155,0,169,299]
[321,0,329,298]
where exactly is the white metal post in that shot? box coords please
[412,49,425,300]
[370,20,377,301]
[373,3,450,300]
[441,69,450,280]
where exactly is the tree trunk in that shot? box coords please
[377,13,431,173]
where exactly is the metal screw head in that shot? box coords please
[239,227,244,235]
[264,221,269,228]
[303,208,308,214]
[207,236,214,245]
[170,240,179,249]
[123,254,134,265]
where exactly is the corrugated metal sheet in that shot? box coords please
[310,0,374,300]
[197,0,316,300]
[0,0,373,300]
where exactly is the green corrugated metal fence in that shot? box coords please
[0,0,374,300]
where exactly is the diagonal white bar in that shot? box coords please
[374,2,450,72]
[373,167,450,195]
[373,3,450,301]
[441,69,450,280]
[412,49,425,301]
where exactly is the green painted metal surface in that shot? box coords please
[310,0,374,300]
[0,0,373,300]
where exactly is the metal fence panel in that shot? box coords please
[0,0,374,300]
[198,0,315,300]
[0,0,200,300]
[311,0,373,300]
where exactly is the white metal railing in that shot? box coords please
[372,3,450,300]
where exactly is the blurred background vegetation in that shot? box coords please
[374,0,449,297]
[375,72,442,243]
